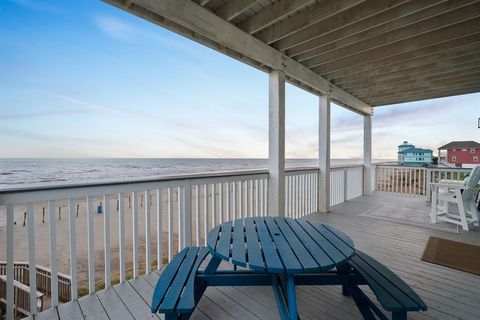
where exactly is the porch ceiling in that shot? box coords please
[104,0,480,110]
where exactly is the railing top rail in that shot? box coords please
[375,165,471,171]
[0,164,365,197]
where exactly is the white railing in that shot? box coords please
[0,165,365,317]
[285,168,319,218]
[330,165,364,206]
[375,165,471,197]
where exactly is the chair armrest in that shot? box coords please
[429,182,467,189]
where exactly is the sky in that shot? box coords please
[1,0,479,160]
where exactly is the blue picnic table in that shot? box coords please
[207,217,355,319]
[152,216,427,320]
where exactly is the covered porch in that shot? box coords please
[1,0,479,319]
[31,192,480,320]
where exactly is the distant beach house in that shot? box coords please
[397,141,433,166]
[438,140,480,168]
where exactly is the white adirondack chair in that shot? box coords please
[430,166,480,231]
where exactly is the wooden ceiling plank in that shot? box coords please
[337,53,480,88]
[331,43,480,85]
[237,0,314,34]
[255,0,364,44]
[323,33,480,80]
[369,85,480,106]
[311,18,480,75]
[304,2,480,68]
[277,0,419,53]
[291,0,473,61]
[354,73,480,98]
[344,67,480,93]
[216,0,259,21]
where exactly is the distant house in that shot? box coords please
[398,141,433,166]
[438,141,480,168]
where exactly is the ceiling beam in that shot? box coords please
[330,42,480,85]
[277,0,417,53]
[237,0,314,34]
[322,32,480,80]
[215,0,258,21]
[311,18,480,75]
[370,85,480,106]
[354,72,480,98]
[254,0,364,44]
[337,54,480,89]
[369,82,480,102]
[304,2,480,69]
[344,67,480,95]
[287,0,444,58]
[103,0,372,115]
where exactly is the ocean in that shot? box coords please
[0,158,369,189]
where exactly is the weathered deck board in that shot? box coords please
[30,192,480,320]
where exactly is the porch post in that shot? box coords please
[318,95,330,213]
[268,70,285,217]
[363,114,373,195]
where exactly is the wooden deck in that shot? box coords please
[29,192,480,320]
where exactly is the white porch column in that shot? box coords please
[318,95,330,213]
[363,114,373,195]
[268,70,286,217]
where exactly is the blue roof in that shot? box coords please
[398,147,433,154]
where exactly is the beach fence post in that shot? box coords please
[58,206,61,220]
[23,211,27,227]
[42,207,45,223]
[76,204,80,218]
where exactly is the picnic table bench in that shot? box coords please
[151,217,426,320]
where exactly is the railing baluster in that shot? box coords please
[168,188,174,261]
[49,200,59,303]
[156,189,163,270]
[244,180,248,218]
[144,190,151,274]
[232,181,236,219]
[211,184,216,228]
[219,183,223,224]
[131,191,139,277]
[118,192,125,281]
[226,182,231,221]
[178,187,183,250]
[249,180,253,217]
[195,186,200,246]
[238,181,243,219]
[103,194,111,287]
[6,204,14,320]
[255,179,259,217]
[203,185,208,246]
[264,178,268,216]
[67,199,77,299]
[25,203,37,313]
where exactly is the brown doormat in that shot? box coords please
[421,236,480,276]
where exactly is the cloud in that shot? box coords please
[93,15,192,51]
[8,0,60,14]
[0,109,88,120]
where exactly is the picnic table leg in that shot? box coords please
[272,275,299,320]
[194,256,222,303]
[285,275,298,320]
[272,276,290,320]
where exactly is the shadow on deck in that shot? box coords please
[30,192,480,320]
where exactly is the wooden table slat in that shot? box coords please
[273,218,319,272]
[310,223,354,259]
[231,220,247,267]
[284,218,335,270]
[216,221,233,260]
[160,247,200,311]
[254,218,284,273]
[245,218,266,271]
[263,217,303,273]
[296,220,347,265]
